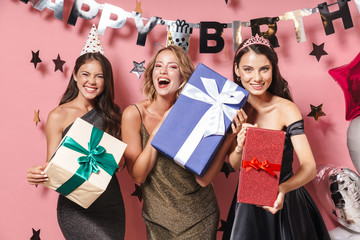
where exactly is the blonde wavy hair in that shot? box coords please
[143,45,195,101]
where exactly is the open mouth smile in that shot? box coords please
[158,78,170,88]
[250,83,264,90]
[84,86,97,93]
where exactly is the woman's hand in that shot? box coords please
[227,109,256,170]
[230,109,248,136]
[235,123,258,153]
[118,157,126,171]
[262,183,286,214]
[27,163,48,185]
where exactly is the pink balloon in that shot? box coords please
[328,52,360,121]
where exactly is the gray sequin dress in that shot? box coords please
[57,108,125,240]
[135,105,219,240]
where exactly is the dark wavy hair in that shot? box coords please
[59,52,121,139]
[233,40,293,101]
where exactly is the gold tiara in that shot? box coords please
[238,34,271,53]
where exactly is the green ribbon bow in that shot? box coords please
[56,126,119,196]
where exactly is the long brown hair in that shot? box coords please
[143,45,195,101]
[233,41,293,101]
[59,53,121,139]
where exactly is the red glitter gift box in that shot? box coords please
[237,127,285,206]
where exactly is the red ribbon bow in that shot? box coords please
[242,158,281,177]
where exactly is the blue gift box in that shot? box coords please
[151,63,248,177]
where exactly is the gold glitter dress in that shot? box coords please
[135,104,219,239]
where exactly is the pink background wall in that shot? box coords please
[1,0,359,239]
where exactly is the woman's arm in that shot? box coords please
[264,103,316,214]
[227,123,257,170]
[45,108,65,161]
[264,133,316,214]
[121,105,159,183]
[280,102,317,191]
[27,108,64,185]
[282,134,317,192]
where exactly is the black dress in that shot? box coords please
[223,120,330,240]
[57,108,125,240]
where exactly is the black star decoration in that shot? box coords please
[217,219,227,232]
[131,184,142,202]
[21,0,36,4]
[130,60,146,79]
[309,43,328,62]
[30,228,41,240]
[307,104,326,122]
[30,50,42,69]
[221,162,235,178]
[52,54,66,72]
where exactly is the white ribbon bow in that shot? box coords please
[174,77,245,167]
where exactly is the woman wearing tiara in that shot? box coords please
[222,35,330,240]
[26,25,125,239]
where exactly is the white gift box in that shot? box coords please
[43,118,126,208]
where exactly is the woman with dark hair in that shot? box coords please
[121,45,242,239]
[27,52,125,240]
[59,52,121,137]
[222,35,330,240]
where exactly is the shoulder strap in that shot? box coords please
[133,104,143,124]
[286,119,304,137]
